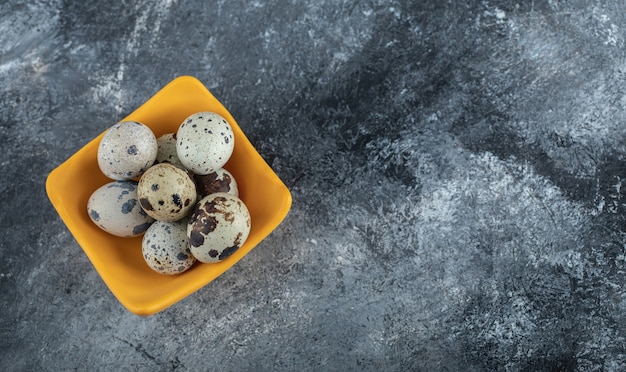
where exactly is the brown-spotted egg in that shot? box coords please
[176,112,234,175]
[87,181,154,237]
[137,163,197,222]
[97,121,157,181]
[188,192,251,263]
[193,168,239,198]
[142,219,196,275]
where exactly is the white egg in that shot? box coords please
[142,219,196,275]
[187,192,251,263]
[193,168,239,198]
[87,181,154,237]
[176,112,234,175]
[97,121,157,180]
[137,163,197,222]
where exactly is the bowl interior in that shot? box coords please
[46,76,292,316]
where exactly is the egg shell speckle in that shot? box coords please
[137,163,197,222]
[193,168,239,198]
[142,219,196,275]
[97,121,157,181]
[187,192,251,263]
[155,132,184,168]
[176,112,234,175]
[87,181,154,237]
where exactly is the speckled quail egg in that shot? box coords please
[87,181,154,237]
[193,168,239,198]
[188,192,251,263]
[176,112,234,175]
[155,132,184,168]
[97,121,158,181]
[142,219,196,275]
[138,163,197,222]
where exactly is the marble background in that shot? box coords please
[2,0,626,370]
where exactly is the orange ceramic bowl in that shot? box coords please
[46,76,292,316]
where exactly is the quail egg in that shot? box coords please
[87,181,154,237]
[97,121,157,180]
[138,163,197,222]
[155,132,184,168]
[142,219,196,275]
[176,112,234,175]
[188,192,251,263]
[193,168,239,198]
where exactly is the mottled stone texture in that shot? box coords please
[2,1,626,370]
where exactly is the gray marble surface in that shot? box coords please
[2,1,626,370]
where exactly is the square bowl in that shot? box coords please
[46,76,292,316]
